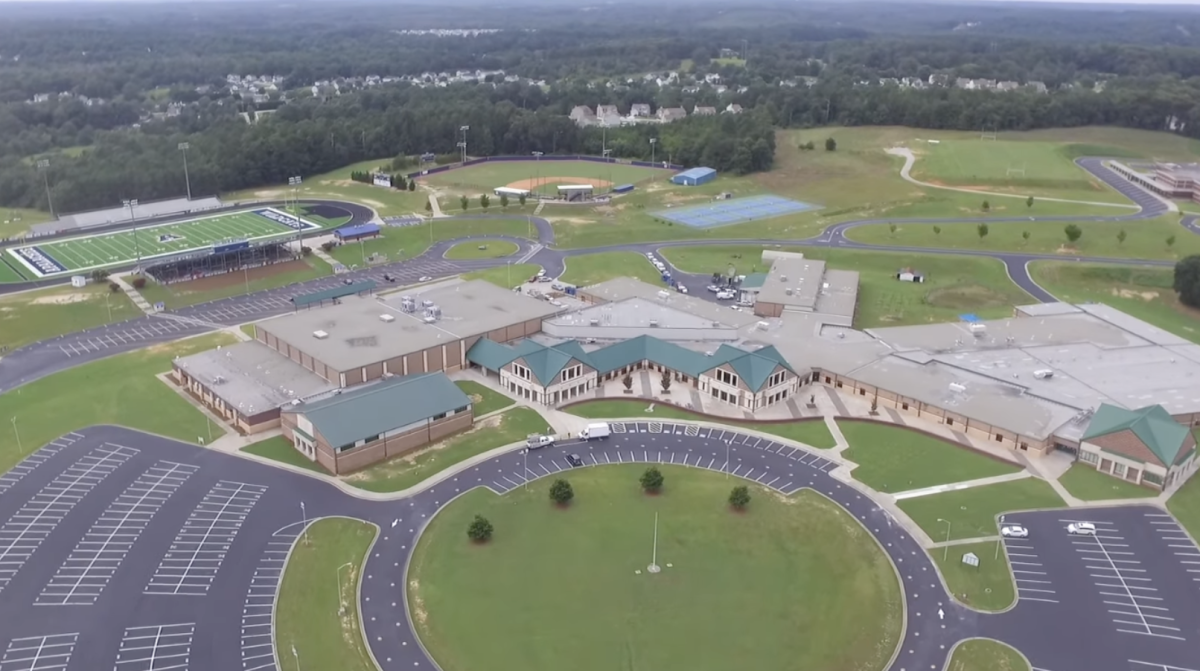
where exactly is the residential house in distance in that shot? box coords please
[693,105,717,116]
[1026,81,1048,93]
[1078,404,1198,490]
[630,103,652,118]
[596,104,620,118]
[996,81,1021,92]
[657,107,687,123]
[928,73,951,87]
[569,105,596,126]
[724,103,743,114]
[719,47,739,59]
[704,73,721,85]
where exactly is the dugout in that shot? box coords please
[334,223,381,242]
[557,184,594,202]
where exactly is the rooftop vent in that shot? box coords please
[312,330,329,339]
[589,319,600,326]
[949,382,967,393]
[785,288,793,296]
[780,275,788,282]
[649,320,659,327]
[423,317,437,324]
[1033,369,1054,380]
[756,321,770,330]
[422,299,434,308]
[380,314,395,323]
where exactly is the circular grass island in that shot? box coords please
[407,465,902,671]
[445,240,520,260]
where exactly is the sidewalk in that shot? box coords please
[110,272,155,314]
[428,193,447,218]
[891,472,1032,501]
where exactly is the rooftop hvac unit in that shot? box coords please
[705,351,714,357]
[312,330,329,339]
[949,382,967,393]
[400,296,416,312]
[1033,369,1054,380]
[785,288,793,296]
[589,319,600,326]
[657,290,670,300]
[969,323,987,334]
[780,275,788,282]
[212,375,225,384]
[380,314,395,323]
[649,320,659,327]
[422,299,435,307]
[423,316,437,324]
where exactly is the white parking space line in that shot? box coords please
[1077,529,1184,641]
[241,525,300,671]
[144,481,266,596]
[113,623,194,671]
[37,461,199,606]
[1129,661,1200,671]
[0,634,78,671]
[0,433,83,497]
[0,444,137,594]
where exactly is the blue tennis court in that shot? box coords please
[653,195,820,228]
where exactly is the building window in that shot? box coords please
[512,363,531,381]
[1113,462,1127,477]
[901,403,909,410]
[432,412,447,420]
[561,364,583,383]
[1080,450,1098,464]
[1143,471,1163,485]
[716,369,739,387]
[858,388,866,396]
[768,371,787,388]
[946,418,953,426]
[995,433,1003,442]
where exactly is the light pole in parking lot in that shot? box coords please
[124,199,141,267]
[178,142,192,201]
[300,501,310,546]
[937,518,951,560]
[725,439,732,479]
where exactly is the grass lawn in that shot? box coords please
[0,333,234,474]
[839,421,1020,493]
[444,240,519,260]
[661,245,1032,328]
[1057,463,1157,501]
[421,160,672,197]
[946,639,1030,671]
[134,256,331,309]
[898,478,1066,541]
[845,215,1200,261]
[462,263,540,289]
[241,436,329,474]
[454,380,515,416]
[240,324,257,338]
[409,465,902,671]
[224,157,430,218]
[328,217,535,270]
[566,400,837,448]
[933,541,1015,611]
[560,251,664,286]
[0,259,30,282]
[0,283,141,351]
[343,408,548,492]
[1168,466,1200,540]
[276,518,377,671]
[1029,262,1200,343]
[0,207,51,240]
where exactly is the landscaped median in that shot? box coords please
[945,638,1030,671]
[565,399,837,449]
[897,478,1066,542]
[1057,463,1158,502]
[933,541,1015,611]
[275,518,377,671]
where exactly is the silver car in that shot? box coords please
[1000,525,1028,538]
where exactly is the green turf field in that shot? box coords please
[421,159,673,197]
[6,208,320,277]
[409,465,901,671]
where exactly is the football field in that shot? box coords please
[6,208,322,278]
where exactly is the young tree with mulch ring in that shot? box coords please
[728,485,751,511]
[549,479,574,507]
[467,514,493,543]
[640,467,664,494]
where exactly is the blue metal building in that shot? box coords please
[670,167,717,186]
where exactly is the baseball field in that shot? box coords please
[419,159,673,197]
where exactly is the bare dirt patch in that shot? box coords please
[30,292,92,306]
[506,176,614,191]
[409,580,428,626]
[163,259,312,292]
[1112,287,1160,301]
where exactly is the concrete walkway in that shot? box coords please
[886,147,1139,209]
[110,272,155,314]
[891,472,1032,501]
[428,193,447,218]
[310,246,340,268]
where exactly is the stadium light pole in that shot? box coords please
[459,125,470,164]
[36,159,56,220]
[602,149,612,194]
[532,151,543,196]
[178,142,192,201]
[650,138,657,165]
[124,199,141,266]
[289,176,303,256]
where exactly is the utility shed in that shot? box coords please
[670,167,717,186]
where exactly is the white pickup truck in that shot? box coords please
[579,422,611,441]
[526,434,556,449]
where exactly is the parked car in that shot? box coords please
[706,285,720,293]
[716,290,735,300]
[537,268,546,277]
[537,276,553,283]
[1067,522,1096,536]
[551,282,565,291]
[566,454,584,467]
[526,434,556,450]
[382,273,396,282]
[676,284,688,294]
[418,275,432,282]
[1000,525,1029,538]
[579,422,611,440]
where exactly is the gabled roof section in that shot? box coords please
[707,344,795,392]
[587,335,711,377]
[1082,403,1193,466]
[467,339,593,386]
[465,338,522,371]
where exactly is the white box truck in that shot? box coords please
[579,422,611,440]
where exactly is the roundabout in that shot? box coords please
[407,464,902,671]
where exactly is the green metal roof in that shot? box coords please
[294,372,470,448]
[465,339,520,371]
[740,273,768,289]
[290,280,377,308]
[467,339,594,386]
[587,335,712,377]
[1082,403,1192,467]
[707,344,794,392]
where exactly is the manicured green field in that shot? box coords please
[0,283,141,351]
[444,240,519,260]
[910,138,1126,203]
[946,639,1030,671]
[0,258,31,282]
[933,541,1015,612]
[241,436,330,474]
[6,208,319,277]
[661,245,1032,328]
[421,159,672,197]
[844,216,1200,261]
[409,465,902,671]
[454,380,515,416]
[0,333,233,474]
[134,256,332,310]
[342,408,549,492]
[276,518,377,671]
[898,478,1065,541]
[1029,262,1200,343]
[560,251,664,286]
[328,217,536,269]
[462,263,541,289]
[0,207,50,240]
[1058,463,1158,501]
[839,421,1020,493]
[566,400,837,448]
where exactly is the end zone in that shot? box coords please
[252,207,322,232]
[7,245,68,278]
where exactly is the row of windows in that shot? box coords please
[715,369,738,387]
[562,364,583,382]
[1080,450,1099,465]
[512,363,531,381]
[767,370,787,388]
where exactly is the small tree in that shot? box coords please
[131,276,147,289]
[888,222,897,236]
[408,180,416,192]
[1026,196,1034,208]
[804,140,816,151]
[932,225,941,236]
[1168,235,1177,249]
[460,195,469,212]
[90,268,109,283]
[981,200,990,212]
[870,398,879,414]
[728,485,751,510]
[622,373,634,391]
[500,193,509,209]
[518,193,527,206]
[1022,230,1031,244]
[549,479,574,506]
[1064,224,1082,244]
[977,223,989,240]
[108,281,120,293]
[467,514,493,542]
[1117,229,1127,246]
[480,194,490,210]
[660,370,672,393]
[640,467,664,493]
[300,246,312,257]
[824,137,837,151]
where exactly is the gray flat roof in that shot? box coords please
[1014,302,1083,317]
[174,341,335,415]
[259,280,563,372]
[581,277,762,328]
[813,268,860,318]
[755,257,828,309]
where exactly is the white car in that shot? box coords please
[706,285,720,293]
[716,290,735,300]
[418,275,432,282]
[1067,522,1096,536]
[1000,525,1028,539]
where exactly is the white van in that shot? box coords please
[579,422,611,440]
